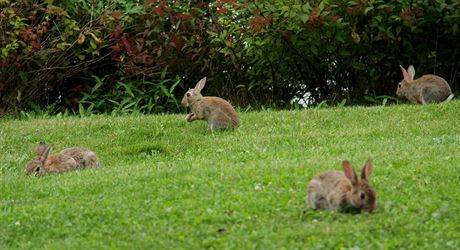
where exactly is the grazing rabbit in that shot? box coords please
[307,158,376,214]
[24,142,100,176]
[396,65,454,104]
[181,77,239,130]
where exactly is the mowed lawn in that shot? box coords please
[1,101,459,249]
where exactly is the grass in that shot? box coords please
[1,101,459,249]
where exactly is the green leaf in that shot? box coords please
[78,103,86,117]
[90,40,97,49]
[300,14,309,23]
[91,77,105,94]
[161,66,168,80]
[318,1,325,11]
[170,78,181,93]
[302,3,311,12]
[364,6,374,15]
[118,82,134,97]
[310,45,318,56]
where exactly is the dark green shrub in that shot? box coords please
[78,74,180,115]
[0,0,182,114]
[206,0,460,106]
[1,0,459,114]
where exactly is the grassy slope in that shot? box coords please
[1,101,459,249]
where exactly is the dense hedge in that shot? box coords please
[1,0,459,114]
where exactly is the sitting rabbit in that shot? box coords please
[307,158,376,213]
[181,77,239,130]
[396,65,454,104]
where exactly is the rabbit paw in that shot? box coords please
[185,113,194,122]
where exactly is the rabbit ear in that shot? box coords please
[36,142,47,159]
[361,157,373,181]
[40,145,53,163]
[194,77,207,92]
[399,65,411,81]
[342,160,357,184]
[407,65,415,80]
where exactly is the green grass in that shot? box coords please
[1,101,459,249]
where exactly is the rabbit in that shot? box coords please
[24,142,100,176]
[307,158,376,214]
[396,65,454,104]
[181,77,239,130]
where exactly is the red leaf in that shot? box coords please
[32,42,41,50]
[110,11,123,18]
[110,23,123,39]
[121,35,133,55]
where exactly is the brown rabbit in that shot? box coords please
[396,65,454,104]
[24,142,100,176]
[307,158,376,213]
[181,77,239,130]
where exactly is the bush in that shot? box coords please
[1,0,459,114]
[207,0,460,105]
[0,0,183,114]
[78,74,181,115]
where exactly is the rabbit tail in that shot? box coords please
[444,94,454,103]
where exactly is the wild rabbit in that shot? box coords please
[181,77,239,130]
[25,142,100,176]
[396,65,454,104]
[307,158,376,213]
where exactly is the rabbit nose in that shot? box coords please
[181,100,188,107]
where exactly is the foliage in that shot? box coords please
[208,0,460,105]
[0,0,181,114]
[0,0,111,112]
[0,0,459,114]
[78,75,181,116]
[1,101,460,248]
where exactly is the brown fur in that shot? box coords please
[306,158,376,214]
[24,142,100,176]
[181,77,239,130]
[60,147,99,168]
[396,65,453,104]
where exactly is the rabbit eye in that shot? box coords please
[360,192,366,200]
[186,93,191,97]
[35,167,40,172]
